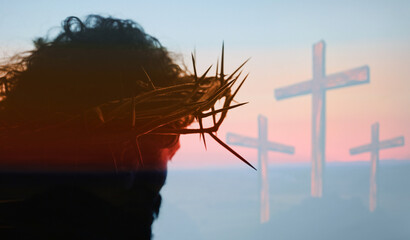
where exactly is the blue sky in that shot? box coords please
[1,0,409,51]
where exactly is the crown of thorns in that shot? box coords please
[0,45,255,170]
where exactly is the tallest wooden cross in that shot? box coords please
[274,41,370,197]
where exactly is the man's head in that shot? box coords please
[0,14,249,172]
[0,15,189,171]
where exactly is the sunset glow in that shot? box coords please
[0,1,409,169]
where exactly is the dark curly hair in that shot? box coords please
[0,15,184,116]
[0,15,188,239]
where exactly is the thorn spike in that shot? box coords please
[208,132,256,170]
[221,42,225,81]
[191,53,198,83]
[141,67,156,90]
[198,117,207,150]
[216,58,219,79]
[211,106,217,125]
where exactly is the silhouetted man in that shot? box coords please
[0,15,193,239]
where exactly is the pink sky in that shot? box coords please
[169,39,410,169]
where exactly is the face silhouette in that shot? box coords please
[0,133,180,172]
[137,134,181,171]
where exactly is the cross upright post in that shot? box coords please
[226,115,294,223]
[350,122,405,211]
[274,40,370,197]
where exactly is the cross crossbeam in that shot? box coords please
[226,115,294,223]
[275,66,369,100]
